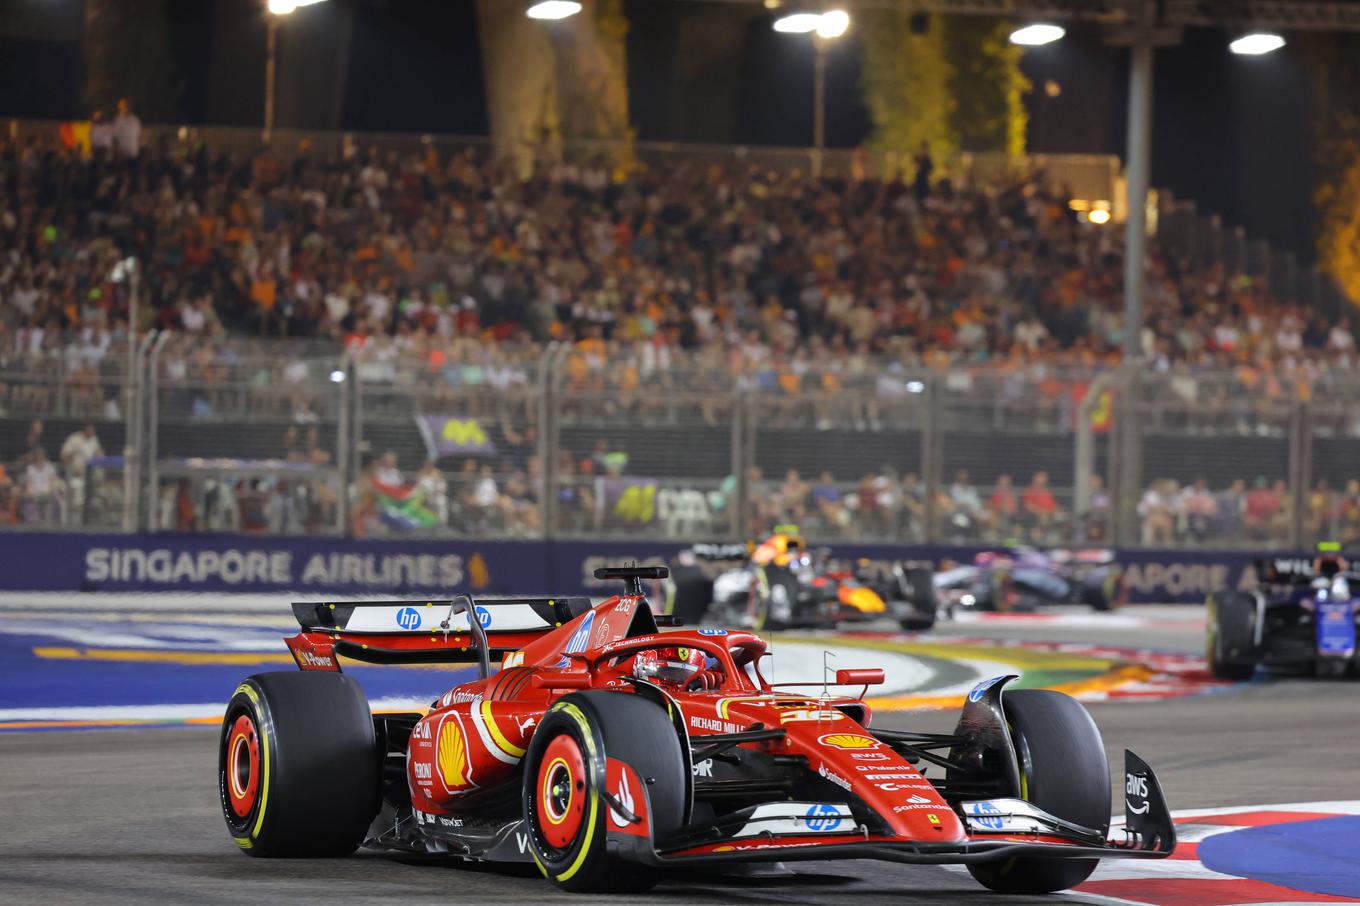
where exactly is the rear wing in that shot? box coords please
[1251,556,1353,586]
[685,543,750,562]
[286,595,592,676]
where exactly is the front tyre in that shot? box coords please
[751,566,799,631]
[967,690,1110,894]
[897,566,939,631]
[523,691,688,893]
[1206,591,1258,681]
[219,672,379,857]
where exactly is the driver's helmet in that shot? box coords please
[632,646,707,686]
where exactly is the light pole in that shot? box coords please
[263,0,327,146]
[264,13,278,145]
[813,35,827,175]
[773,9,849,177]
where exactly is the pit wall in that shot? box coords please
[0,533,1298,604]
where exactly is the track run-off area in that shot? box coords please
[0,595,1356,905]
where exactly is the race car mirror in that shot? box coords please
[835,668,885,686]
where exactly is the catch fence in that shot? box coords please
[5,337,1354,552]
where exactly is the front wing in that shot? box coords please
[611,750,1175,868]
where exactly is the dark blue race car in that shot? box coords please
[1207,546,1360,679]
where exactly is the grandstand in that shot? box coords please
[2,131,1358,548]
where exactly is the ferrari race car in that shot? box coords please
[935,546,1126,613]
[220,566,1175,894]
[664,530,941,631]
[1208,548,1360,679]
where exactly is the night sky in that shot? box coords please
[0,0,1331,260]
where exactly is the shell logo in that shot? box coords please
[438,716,472,789]
[818,733,880,750]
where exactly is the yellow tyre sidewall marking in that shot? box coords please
[539,701,599,884]
[231,682,270,842]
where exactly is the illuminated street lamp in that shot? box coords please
[264,0,327,145]
[526,1,582,19]
[1229,32,1286,55]
[1009,23,1065,46]
[773,9,851,176]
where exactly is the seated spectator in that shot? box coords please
[0,465,15,524]
[1138,479,1177,545]
[1020,470,1060,540]
[1244,477,1284,542]
[778,469,810,524]
[22,447,62,523]
[1081,473,1111,542]
[986,474,1018,538]
[811,470,846,530]
[373,451,403,488]
[1178,479,1219,541]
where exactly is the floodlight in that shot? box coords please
[1009,23,1065,46]
[1229,32,1285,55]
[526,1,583,20]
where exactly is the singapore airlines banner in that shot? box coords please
[0,532,1292,603]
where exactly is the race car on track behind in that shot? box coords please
[219,566,1175,894]
[1208,546,1360,679]
[664,528,941,631]
[934,545,1126,613]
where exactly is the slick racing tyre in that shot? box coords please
[220,672,379,857]
[523,690,688,892]
[751,566,799,631]
[1080,568,1126,612]
[1206,591,1259,681]
[665,565,713,625]
[897,566,939,631]
[967,690,1110,895]
[988,569,1019,612]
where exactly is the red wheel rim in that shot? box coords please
[536,734,587,850]
[226,714,260,819]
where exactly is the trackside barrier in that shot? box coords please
[0,532,1311,604]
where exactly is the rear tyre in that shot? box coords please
[1080,568,1125,612]
[897,566,939,631]
[967,690,1110,895]
[665,566,713,624]
[523,690,688,892]
[1206,591,1258,681]
[219,672,379,857]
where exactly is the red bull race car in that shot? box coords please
[664,529,942,631]
[219,566,1175,894]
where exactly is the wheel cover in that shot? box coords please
[226,714,260,819]
[537,733,587,850]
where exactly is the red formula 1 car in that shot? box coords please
[219,566,1175,894]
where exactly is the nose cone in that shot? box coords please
[839,585,886,613]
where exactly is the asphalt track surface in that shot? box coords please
[3,610,1358,906]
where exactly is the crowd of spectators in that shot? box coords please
[1136,475,1360,548]
[0,418,115,526]
[3,132,1359,396]
[4,130,1360,543]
